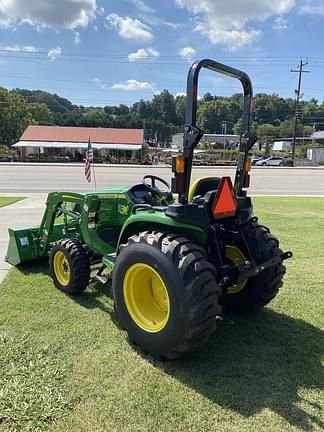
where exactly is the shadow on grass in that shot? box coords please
[151,310,324,431]
[73,279,115,319]
[16,258,49,275]
[16,262,323,430]
[17,260,115,317]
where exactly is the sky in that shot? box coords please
[0,0,324,107]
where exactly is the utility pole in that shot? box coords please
[222,121,227,135]
[221,121,228,157]
[291,59,310,164]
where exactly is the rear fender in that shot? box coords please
[116,210,207,251]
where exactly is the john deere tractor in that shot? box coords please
[6,59,292,359]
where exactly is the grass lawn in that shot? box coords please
[0,197,323,432]
[0,196,25,208]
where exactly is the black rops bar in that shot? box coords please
[180,58,254,202]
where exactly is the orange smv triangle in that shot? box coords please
[212,177,237,219]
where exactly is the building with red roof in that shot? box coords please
[13,125,144,162]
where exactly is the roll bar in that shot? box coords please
[174,59,256,202]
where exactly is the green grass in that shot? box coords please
[0,197,323,432]
[0,197,25,208]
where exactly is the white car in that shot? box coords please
[255,156,284,166]
[251,156,264,165]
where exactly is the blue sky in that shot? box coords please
[0,0,324,106]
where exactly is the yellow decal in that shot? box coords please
[98,194,118,199]
[118,204,129,215]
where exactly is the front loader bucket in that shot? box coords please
[5,227,41,266]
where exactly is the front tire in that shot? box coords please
[49,238,90,295]
[112,231,221,359]
[220,219,285,314]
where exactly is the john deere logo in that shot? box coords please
[118,204,129,215]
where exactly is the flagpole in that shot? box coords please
[92,159,97,190]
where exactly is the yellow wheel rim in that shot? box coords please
[53,251,71,286]
[123,263,170,333]
[226,245,248,294]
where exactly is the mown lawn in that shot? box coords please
[0,197,323,432]
[0,197,24,208]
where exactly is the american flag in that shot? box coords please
[84,138,93,182]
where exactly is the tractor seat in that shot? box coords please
[188,176,220,202]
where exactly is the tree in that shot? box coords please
[132,99,151,118]
[253,93,293,124]
[175,95,186,126]
[79,108,109,127]
[151,90,176,123]
[203,92,214,102]
[28,102,54,125]
[279,120,302,138]
[233,119,242,135]
[257,123,279,151]
[12,89,75,113]
[197,99,234,133]
[0,87,33,147]
[58,110,81,126]
[303,125,314,137]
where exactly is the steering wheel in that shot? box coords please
[142,175,171,195]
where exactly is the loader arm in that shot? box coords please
[37,192,85,257]
[5,191,86,266]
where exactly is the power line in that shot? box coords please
[0,51,318,68]
[0,53,298,67]
[0,48,311,59]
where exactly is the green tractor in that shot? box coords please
[6,59,292,359]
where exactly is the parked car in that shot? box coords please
[251,156,264,165]
[255,156,284,166]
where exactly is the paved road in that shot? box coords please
[1,164,324,195]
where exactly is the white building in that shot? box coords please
[307,148,324,163]
[272,141,292,151]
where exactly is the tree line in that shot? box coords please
[1,86,324,149]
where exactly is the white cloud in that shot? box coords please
[300,1,324,16]
[93,78,107,89]
[130,0,155,13]
[4,44,39,52]
[175,0,295,49]
[197,27,261,50]
[128,47,160,62]
[106,13,153,42]
[175,92,186,97]
[273,16,289,31]
[112,79,155,91]
[48,47,62,61]
[139,13,182,30]
[74,31,81,45]
[179,46,197,63]
[0,0,97,30]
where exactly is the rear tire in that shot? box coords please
[220,219,285,314]
[112,231,221,359]
[49,238,90,295]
